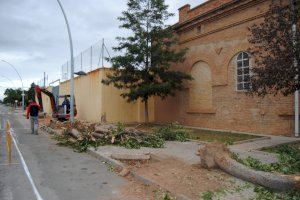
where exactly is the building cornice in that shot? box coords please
[179,12,266,44]
[174,0,268,33]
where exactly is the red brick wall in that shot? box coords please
[155,0,295,136]
[179,0,235,23]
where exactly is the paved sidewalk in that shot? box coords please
[90,141,201,165]
[230,135,300,151]
[90,135,300,165]
[229,135,300,164]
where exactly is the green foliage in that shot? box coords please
[162,194,173,200]
[240,156,276,172]
[263,143,300,174]
[201,191,213,200]
[53,122,165,152]
[252,186,300,200]
[2,82,36,106]
[232,142,300,174]
[102,0,192,122]
[141,134,165,148]
[249,0,300,96]
[52,122,191,152]
[52,131,102,153]
[111,122,165,149]
[154,122,189,142]
[187,129,259,145]
[3,88,23,104]
[26,83,36,104]
[231,144,300,200]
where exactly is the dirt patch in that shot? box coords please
[117,177,172,200]
[119,156,236,199]
[39,116,52,126]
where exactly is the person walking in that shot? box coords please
[26,100,40,134]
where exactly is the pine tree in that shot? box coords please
[102,0,191,123]
[249,0,300,96]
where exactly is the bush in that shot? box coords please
[153,122,189,142]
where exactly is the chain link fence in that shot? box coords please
[36,74,48,87]
[60,39,111,81]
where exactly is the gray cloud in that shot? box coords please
[0,0,204,99]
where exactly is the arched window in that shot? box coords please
[236,52,250,91]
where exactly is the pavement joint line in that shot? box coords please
[8,120,44,200]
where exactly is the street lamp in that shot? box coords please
[56,0,75,123]
[74,71,87,76]
[1,60,25,111]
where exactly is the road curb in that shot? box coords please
[87,148,192,200]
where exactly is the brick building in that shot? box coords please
[154,0,295,136]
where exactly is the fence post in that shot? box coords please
[67,61,69,80]
[81,52,83,71]
[90,46,93,71]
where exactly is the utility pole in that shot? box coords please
[91,46,93,70]
[43,72,46,88]
[291,0,299,137]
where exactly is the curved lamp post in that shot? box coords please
[56,0,75,123]
[1,60,25,111]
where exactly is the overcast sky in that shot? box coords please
[0,0,205,99]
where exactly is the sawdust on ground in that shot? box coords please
[117,176,172,200]
[118,156,236,200]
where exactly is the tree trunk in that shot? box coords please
[144,99,149,124]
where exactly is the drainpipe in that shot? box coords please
[291,0,299,137]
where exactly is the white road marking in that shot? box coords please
[9,122,44,200]
[0,163,20,166]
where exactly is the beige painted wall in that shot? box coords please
[59,68,154,123]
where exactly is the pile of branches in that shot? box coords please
[53,122,164,152]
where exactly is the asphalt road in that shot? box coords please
[0,105,126,200]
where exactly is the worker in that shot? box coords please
[62,95,70,114]
[26,99,40,135]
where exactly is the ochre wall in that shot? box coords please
[155,0,295,136]
[59,68,154,123]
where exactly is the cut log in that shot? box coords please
[94,124,116,133]
[198,142,300,191]
[92,132,105,138]
[70,128,81,139]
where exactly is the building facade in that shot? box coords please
[155,0,295,136]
